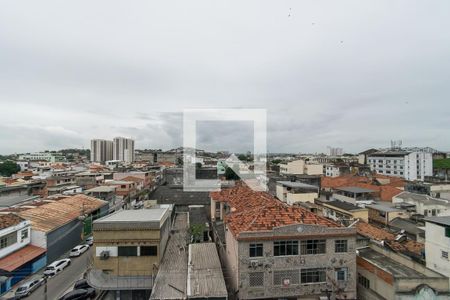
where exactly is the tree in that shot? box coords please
[189,224,206,243]
[195,162,202,169]
[0,160,20,177]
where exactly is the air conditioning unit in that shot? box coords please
[100,251,110,260]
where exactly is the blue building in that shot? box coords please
[0,214,46,295]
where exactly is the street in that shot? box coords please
[25,248,93,300]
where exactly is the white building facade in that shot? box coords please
[425,217,450,283]
[368,150,432,181]
[113,137,135,163]
[90,139,113,163]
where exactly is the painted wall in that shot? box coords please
[425,222,450,282]
[0,221,30,259]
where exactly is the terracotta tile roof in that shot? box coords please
[0,245,46,272]
[0,213,25,230]
[321,175,404,201]
[211,184,340,237]
[356,221,424,256]
[17,194,107,232]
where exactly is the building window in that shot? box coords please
[335,240,348,253]
[249,272,264,287]
[0,232,17,249]
[358,273,370,289]
[21,229,29,241]
[336,268,348,281]
[274,241,298,256]
[300,240,326,255]
[445,227,450,238]
[273,270,300,285]
[300,268,326,284]
[141,246,157,256]
[118,246,138,256]
[249,243,263,257]
[442,251,448,260]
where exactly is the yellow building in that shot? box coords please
[87,206,172,298]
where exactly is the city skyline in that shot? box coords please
[1,1,450,154]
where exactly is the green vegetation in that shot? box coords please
[271,159,282,164]
[189,224,206,243]
[434,159,450,169]
[0,160,20,177]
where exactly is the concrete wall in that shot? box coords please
[425,222,450,281]
[226,226,357,300]
[0,221,30,259]
[93,228,162,276]
[305,164,323,176]
[286,192,318,205]
[47,219,83,263]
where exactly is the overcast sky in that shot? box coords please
[1,1,449,154]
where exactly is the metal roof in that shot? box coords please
[17,195,107,232]
[366,203,402,213]
[424,216,450,227]
[357,247,443,279]
[150,212,188,300]
[85,186,116,193]
[187,243,227,298]
[336,186,376,194]
[94,208,170,229]
[324,200,364,211]
[277,181,318,189]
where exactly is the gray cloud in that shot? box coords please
[0,0,449,154]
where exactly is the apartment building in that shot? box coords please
[424,216,450,284]
[331,186,376,206]
[320,200,369,223]
[279,159,323,176]
[90,139,113,163]
[366,203,406,226]
[393,191,450,217]
[368,150,432,181]
[211,185,357,300]
[113,137,135,163]
[88,207,172,299]
[275,181,319,205]
[18,152,66,163]
[357,245,449,300]
[324,164,350,178]
[0,214,46,294]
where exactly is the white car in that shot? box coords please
[43,258,71,276]
[69,244,90,257]
[86,236,94,246]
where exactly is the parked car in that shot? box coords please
[85,236,93,246]
[15,277,44,298]
[73,279,91,290]
[43,258,71,276]
[69,245,90,257]
[58,288,96,300]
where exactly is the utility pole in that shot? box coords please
[43,277,48,300]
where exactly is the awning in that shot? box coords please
[0,245,46,272]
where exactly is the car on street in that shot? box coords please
[43,258,71,276]
[69,244,90,257]
[73,279,91,290]
[58,288,96,300]
[15,277,44,298]
[85,236,93,246]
